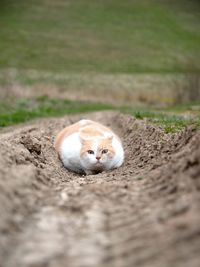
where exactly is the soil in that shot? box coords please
[0,111,200,267]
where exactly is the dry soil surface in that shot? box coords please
[0,112,200,267]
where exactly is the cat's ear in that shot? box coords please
[79,135,85,144]
[105,133,113,140]
[107,134,113,142]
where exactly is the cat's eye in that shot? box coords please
[87,150,94,154]
[102,149,108,154]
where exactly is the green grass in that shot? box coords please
[0,1,200,128]
[0,97,199,133]
[0,0,199,74]
[131,110,199,133]
[0,97,115,127]
[0,0,199,106]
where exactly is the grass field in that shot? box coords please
[0,0,200,128]
[0,96,200,133]
[0,0,199,73]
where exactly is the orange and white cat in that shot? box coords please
[54,119,124,175]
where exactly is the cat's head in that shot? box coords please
[80,136,115,172]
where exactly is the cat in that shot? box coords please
[54,119,124,175]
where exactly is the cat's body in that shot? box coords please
[54,119,124,175]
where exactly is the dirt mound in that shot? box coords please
[0,112,200,267]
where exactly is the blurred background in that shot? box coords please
[0,0,200,130]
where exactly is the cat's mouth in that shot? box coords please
[92,161,104,170]
[95,161,102,165]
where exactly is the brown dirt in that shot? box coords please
[0,111,200,267]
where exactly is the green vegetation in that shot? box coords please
[1,97,199,133]
[0,0,199,73]
[131,109,200,133]
[0,1,199,130]
[0,97,114,127]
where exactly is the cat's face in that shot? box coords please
[80,137,115,172]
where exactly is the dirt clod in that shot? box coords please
[20,135,42,155]
[0,112,200,267]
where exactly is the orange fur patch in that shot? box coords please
[54,119,120,156]
[80,139,93,157]
[80,126,103,139]
[98,138,115,158]
[80,137,115,158]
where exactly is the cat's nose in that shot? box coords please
[96,156,101,160]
